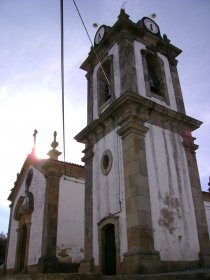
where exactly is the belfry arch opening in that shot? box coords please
[97,57,114,109]
[146,52,163,96]
[141,50,170,104]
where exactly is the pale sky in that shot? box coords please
[0,0,210,234]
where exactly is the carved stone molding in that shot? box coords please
[119,122,148,139]
[182,133,199,153]
[82,144,94,164]
[75,91,201,146]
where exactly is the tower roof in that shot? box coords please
[81,10,182,71]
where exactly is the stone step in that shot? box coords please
[103,269,210,280]
[1,269,210,280]
[0,273,101,280]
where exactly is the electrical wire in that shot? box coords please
[60,0,66,165]
[72,0,121,215]
[72,0,115,99]
[59,0,116,169]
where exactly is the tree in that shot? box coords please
[0,232,7,265]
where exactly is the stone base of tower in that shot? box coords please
[78,254,207,275]
[38,256,80,274]
[122,251,201,275]
[79,259,95,274]
[199,251,210,267]
[122,250,161,274]
[38,256,60,273]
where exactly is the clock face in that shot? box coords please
[94,25,106,46]
[143,17,159,35]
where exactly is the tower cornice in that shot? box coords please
[75,92,202,144]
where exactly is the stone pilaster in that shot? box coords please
[38,160,62,273]
[87,72,93,125]
[5,203,13,274]
[14,227,22,273]
[24,223,31,273]
[79,144,95,273]
[168,58,186,114]
[118,117,160,274]
[182,133,210,267]
[118,35,137,95]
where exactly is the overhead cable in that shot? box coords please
[72,0,115,99]
[60,0,66,164]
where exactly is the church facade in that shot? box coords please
[5,10,210,275]
[5,136,85,274]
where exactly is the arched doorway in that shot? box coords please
[102,224,116,275]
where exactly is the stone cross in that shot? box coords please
[33,129,38,151]
[121,0,127,10]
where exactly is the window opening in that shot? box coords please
[98,59,113,107]
[103,155,109,170]
[146,53,162,95]
[101,150,113,175]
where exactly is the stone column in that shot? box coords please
[183,133,210,266]
[79,143,95,273]
[118,117,160,274]
[38,160,62,273]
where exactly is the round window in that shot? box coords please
[101,150,113,175]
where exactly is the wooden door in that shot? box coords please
[103,224,116,275]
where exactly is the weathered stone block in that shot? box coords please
[123,249,160,274]
[126,211,147,228]
[139,161,148,177]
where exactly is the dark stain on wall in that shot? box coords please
[158,193,182,234]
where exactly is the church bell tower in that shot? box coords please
[75,10,210,274]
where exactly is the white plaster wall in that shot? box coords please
[6,165,46,268]
[92,63,100,120]
[158,53,178,111]
[108,44,121,99]
[145,124,200,261]
[134,41,147,97]
[204,201,210,239]
[6,212,19,269]
[92,129,127,265]
[92,43,121,120]
[27,167,46,265]
[56,176,85,263]
[134,40,178,111]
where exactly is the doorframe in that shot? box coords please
[98,216,121,274]
[15,214,31,273]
